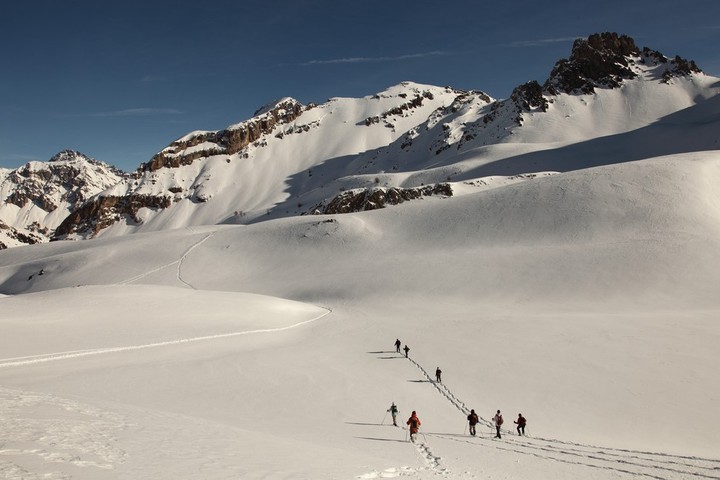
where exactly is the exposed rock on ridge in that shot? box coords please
[307,184,453,215]
[54,194,172,238]
[0,220,44,250]
[142,99,305,172]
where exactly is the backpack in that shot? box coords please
[497,415,504,426]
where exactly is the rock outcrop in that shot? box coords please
[307,184,453,215]
[141,99,305,172]
[53,194,172,238]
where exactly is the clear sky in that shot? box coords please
[1,0,719,172]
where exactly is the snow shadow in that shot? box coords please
[355,437,407,444]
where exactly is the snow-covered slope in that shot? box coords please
[1,152,719,479]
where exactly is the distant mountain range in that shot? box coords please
[1,32,718,249]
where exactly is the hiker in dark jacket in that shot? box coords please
[467,409,479,436]
[395,339,402,353]
[514,413,527,436]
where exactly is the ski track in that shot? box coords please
[397,352,720,480]
[0,310,331,369]
[117,231,214,287]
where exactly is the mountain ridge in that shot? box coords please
[1,32,717,249]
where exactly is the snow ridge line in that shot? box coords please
[403,355,720,469]
[0,308,331,369]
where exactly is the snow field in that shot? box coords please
[0,153,719,478]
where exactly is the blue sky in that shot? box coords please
[1,0,719,172]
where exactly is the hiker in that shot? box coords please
[435,367,442,383]
[406,411,421,443]
[388,402,399,426]
[403,345,409,358]
[467,409,479,436]
[493,410,503,438]
[514,413,527,436]
[395,338,401,353]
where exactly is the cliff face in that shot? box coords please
[53,194,172,238]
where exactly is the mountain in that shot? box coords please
[0,150,127,249]
[2,32,719,249]
[1,33,720,479]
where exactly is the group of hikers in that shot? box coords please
[390,338,527,443]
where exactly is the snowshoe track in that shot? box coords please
[402,353,720,480]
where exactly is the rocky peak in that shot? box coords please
[544,33,641,95]
[1,149,126,234]
[49,149,91,163]
[544,32,702,95]
[4,151,125,211]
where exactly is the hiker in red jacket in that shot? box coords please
[406,411,421,443]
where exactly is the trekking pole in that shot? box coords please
[405,428,408,442]
[463,422,467,435]
[381,410,388,425]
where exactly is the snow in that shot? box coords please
[1,57,720,478]
[1,148,720,478]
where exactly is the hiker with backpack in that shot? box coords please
[406,411,421,443]
[493,410,503,438]
[403,345,410,358]
[435,367,442,383]
[467,409,479,436]
[514,413,527,436]
[395,338,401,353]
